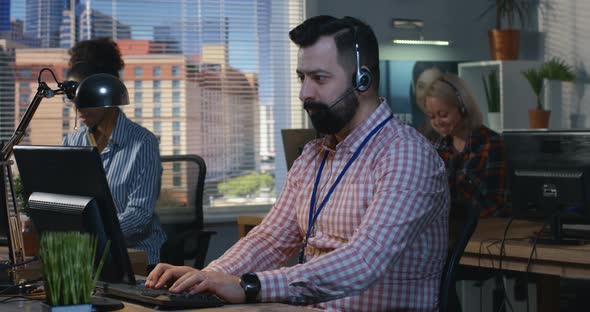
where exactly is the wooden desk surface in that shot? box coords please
[461,217,590,279]
[0,298,319,311]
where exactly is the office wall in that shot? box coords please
[307,0,540,61]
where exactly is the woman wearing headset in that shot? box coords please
[422,73,505,222]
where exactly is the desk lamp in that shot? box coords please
[0,70,128,284]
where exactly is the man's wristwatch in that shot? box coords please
[239,272,261,303]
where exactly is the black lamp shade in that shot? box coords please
[74,73,129,109]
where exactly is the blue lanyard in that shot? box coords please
[299,114,393,264]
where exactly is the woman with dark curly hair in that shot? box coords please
[63,38,166,268]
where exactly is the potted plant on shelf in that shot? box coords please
[522,57,576,128]
[40,232,108,312]
[481,0,530,60]
[482,69,501,132]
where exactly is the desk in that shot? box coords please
[0,298,320,311]
[238,215,590,311]
[237,215,265,239]
[461,217,590,278]
[461,217,590,312]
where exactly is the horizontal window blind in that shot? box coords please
[1,0,305,211]
[539,0,590,128]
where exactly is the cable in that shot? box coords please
[0,257,40,271]
[0,277,43,296]
[525,219,551,312]
[495,216,515,312]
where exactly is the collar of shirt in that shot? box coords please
[320,98,391,155]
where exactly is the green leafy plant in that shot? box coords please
[522,57,576,110]
[217,172,274,198]
[40,232,109,306]
[480,0,531,29]
[482,70,500,113]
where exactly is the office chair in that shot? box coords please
[439,200,480,312]
[157,154,215,269]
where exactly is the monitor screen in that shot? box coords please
[12,145,135,284]
[504,130,590,242]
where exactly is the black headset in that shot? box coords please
[350,25,372,92]
[438,76,467,115]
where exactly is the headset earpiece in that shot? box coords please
[439,77,467,115]
[350,25,372,92]
[354,67,372,92]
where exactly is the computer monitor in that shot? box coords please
[504,130,590,243]
[12,145,135,284]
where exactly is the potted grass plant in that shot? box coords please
[522,57,576,128]
[40,232,109,312]
[482,69,501,132]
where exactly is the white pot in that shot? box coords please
[487,112,502,133]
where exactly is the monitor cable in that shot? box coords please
[0,256,39,271]
[525,217,551,312]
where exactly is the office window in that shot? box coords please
[173,163,181,173]
[6,0,304,213]
[153,66,161,77]
[19,68,32,79]
[171,66,180,77]
[173,121,181,132]
[134,92,142,104]
[172,107,181,117]
[172,91,181,105]
[173,176,182,187]
[172,135,181,145]
[153,92,161,105]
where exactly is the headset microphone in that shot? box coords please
[326,86,356,109]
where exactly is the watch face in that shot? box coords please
[240,273,260,303]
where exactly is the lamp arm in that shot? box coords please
[1,82,55,162]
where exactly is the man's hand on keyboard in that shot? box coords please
[144,263,246,304]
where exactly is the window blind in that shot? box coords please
[1,0,305,211]
[539,0,590,128]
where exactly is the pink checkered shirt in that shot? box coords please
[206,101,449,311]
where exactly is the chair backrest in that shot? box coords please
[157,154,207,230]
[439,201,480,312]
[157,155,210,267]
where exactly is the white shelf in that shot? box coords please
[459,60,542,133]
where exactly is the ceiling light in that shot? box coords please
[392,18,451,46]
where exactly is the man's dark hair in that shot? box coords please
[68,37,124,79]
[289,15,380,89]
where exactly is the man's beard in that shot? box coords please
[303,88,359,135]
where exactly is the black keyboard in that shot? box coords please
[97,281,224,309]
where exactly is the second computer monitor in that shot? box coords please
[504,130,590,241]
